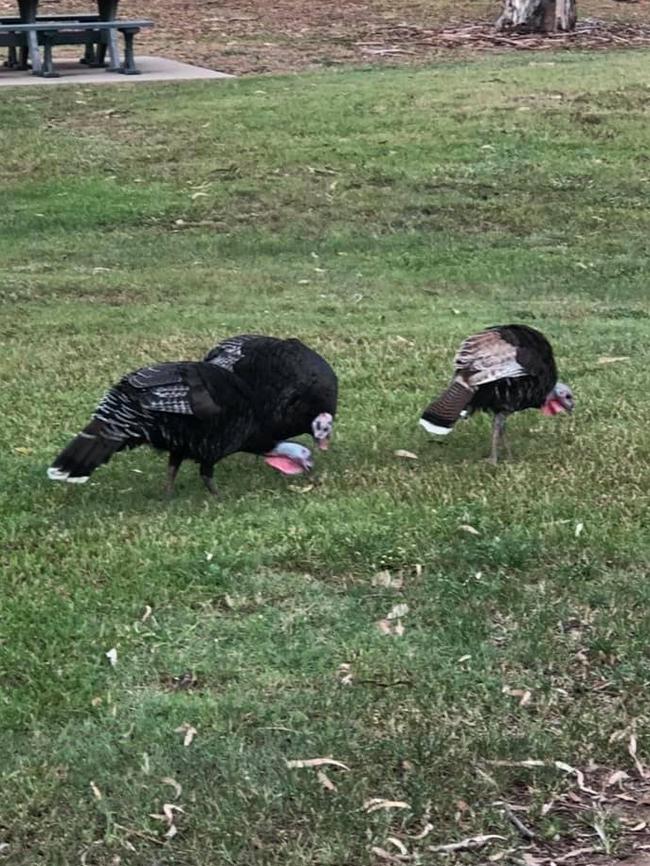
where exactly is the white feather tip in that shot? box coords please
[47,467,89,483]
[419,418,452,437]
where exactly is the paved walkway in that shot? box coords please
[0,55,233,87]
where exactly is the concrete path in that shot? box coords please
[0,55,233,87]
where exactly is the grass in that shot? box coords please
[1,50,650,865]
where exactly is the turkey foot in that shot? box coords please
[200,463,219,497]
[165,454,183,497]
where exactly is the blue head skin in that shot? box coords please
[264,441,314,475]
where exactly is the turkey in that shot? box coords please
[204,335,338,453]
[47,361,313,495]
[419,324,574,463]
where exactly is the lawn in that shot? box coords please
[1,50,650,865]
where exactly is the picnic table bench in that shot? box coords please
[1,0,153,77]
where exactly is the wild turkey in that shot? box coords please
[204,334,338,452]
[419,324,574,463]
[47,362,313,495]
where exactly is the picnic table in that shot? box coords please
[0,0,153,76]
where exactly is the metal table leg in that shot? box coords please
[118,27,140,74]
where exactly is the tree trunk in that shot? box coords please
[496,0,576,33]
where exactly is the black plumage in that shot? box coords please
[48,361,284,495]
[420,324,574,463]
[204,335,338,450]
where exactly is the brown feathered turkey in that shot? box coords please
[419,324,574,463]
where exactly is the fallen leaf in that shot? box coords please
[394,449,418,460]
[554,761,599,794]
[428,834,506,853]
[387,604,408,620]
[162,777,182,799]
[598,356,629,364]
[317,769,336,792]
[141,605,153,623]
[105,648,117,667]
[371,847,404,863]
[14,446,32,456]
[286,757,350,771]
[387,837,409,856]
[372,570,393,588]
[394,620,405,637]
[190,191,209,200]
[364,798,411,813]
[372,571,403,590]
[459,524,480,536]
[575,522,584,538]
[522,855,544,866]
[90,781,102,800]
[175,723,198,747]
[337,663,353,685]
[289,484,314,493]
[404,822,434,840]
[629,733,646,777]
[554,848,598,862]
[606,770,629,787]
[376,619,393,635]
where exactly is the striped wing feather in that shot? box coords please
[454,329,528,388]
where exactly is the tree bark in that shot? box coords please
[496,0,576,33]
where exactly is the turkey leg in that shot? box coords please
[488,412,511,464]
[166,453,183,496]
[200,462,219,496]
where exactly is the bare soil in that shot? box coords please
[3,0,650,74]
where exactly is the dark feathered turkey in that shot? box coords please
[48,361,312,495]
[420,324,574,463]
[204,335,338,451]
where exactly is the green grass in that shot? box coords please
[1,51,650,865]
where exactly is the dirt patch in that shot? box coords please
[5,0,650,75]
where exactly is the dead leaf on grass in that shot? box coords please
[175,723,198,747]
[141,605,153,623]
[387,604,408,620]
[630,733,646,778]
[554,847,598,862]
[105,648,117,667]
[598,356,629,364]
[364,798,411,813]
[90,781,102,800]
[286,757,350,771]
[428,834,506,853]
[317,769,336,792]
[459,524,480,536]
[371,847,408,863]
[372,570,403,590]
[606,769,630,787]
[337,663,353,685]
[162,777,182,799]
[394,449,418,460]
[387,837,409,856]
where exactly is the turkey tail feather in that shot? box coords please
[420,380,474,436]
[48,421,122,483]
